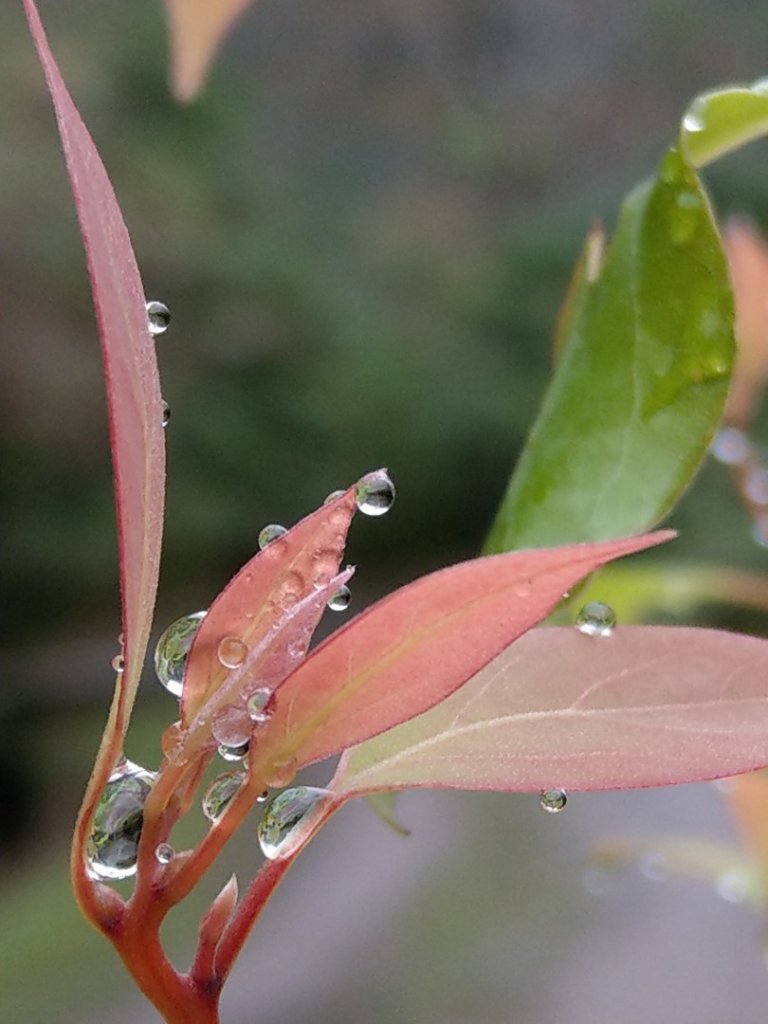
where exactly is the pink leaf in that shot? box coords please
[252,532,673,773]
[164,0,255,102]
[23,0,165,712]
[331,626,768,797]
[179,488,357,731]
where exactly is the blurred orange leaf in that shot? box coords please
[165,0,254,101]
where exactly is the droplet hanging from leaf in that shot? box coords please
[258,786,332,860]
[154,611,206,697]
[86,761,156,880]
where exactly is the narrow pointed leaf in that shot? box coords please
[165,0,254,101]
[251,532,672,773]
[332,626,768,797]
[23,0,165,713]
[486,142,733,552]
[180,488,357,727]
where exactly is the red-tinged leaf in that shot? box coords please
[165,0,255,102]
[180,488,357,729]
[23,0,165,715]
[331,626,768,798]
[251,532,673,774]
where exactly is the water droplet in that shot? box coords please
[327,585,351,612]
[162,402,171,427]
[716,870,749,904]
[86,761,156,880]
[670,190,702,245]
[257,786,331,860]
[218,740,250,762]
[539,789,567,814]
[258,524,288,550]
[682,97,707,134]
[154,611,206,698]
[146,300,171,336]
[355,471,395,517]
[745,470,768,505]
[217,636,248,670]
[111,654,125,673]
[324,489,345,505]
[575,601,616,637]
[246,688,273,724]
[639,852,668,882]
[256,788,270,803]
[155,843,174,865]
[266,757,298,789]
[710,427,750,465]
[212,705,251,749]
[202,771,246,822]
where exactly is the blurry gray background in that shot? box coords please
[3,1,768,1021]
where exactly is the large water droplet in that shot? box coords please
[266,757,298,789]
[246,688,273,724]
[212,705,252,749]
[539,789,567,814]
[258,786,331,860]
[218,740,250,762]
[575,601,616,638]
[154,611,206,698]
[202,771,246,822]
[155,843,174,865]
[86,761,156,880]
[217,636,248,670]
[710,427,750,465]
[327,585,351,612]
[146,300,171,336]
[355,471,395,516]
[258,524,288,550]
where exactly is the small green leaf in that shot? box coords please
[486,146,733,551]
[681,84,768,169]
[365,792,411,837]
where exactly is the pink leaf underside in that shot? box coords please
[165,0,255,101]
[253,531,674,772]
[23,0,165,705]
[331,625,768,797]
[179,488,358,736]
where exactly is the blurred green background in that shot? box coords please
[4,1,768,1021]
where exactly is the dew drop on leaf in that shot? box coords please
[162,402,171,427]
[146,300,171,336]
[327,585,351,612]
[218,740,250,762]
[111,654,125,673]
[539,788,567,814]
[710,427,750,465]
[355,471,395,516]
[258,524,288,550]
[155,843,174,865]
[257,786,331,860]
[265,756,298,789]
[575,601,616,637]
[246,688,273,724]
[86,760,156,880]
[154,611,206,698]
[202,771,246,822]
[682,97,706,134]
[217,636,248,669]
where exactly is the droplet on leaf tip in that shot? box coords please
[539,789,567,814]
[575,601,616,637]
[257,787,331,860]
[327,585,351,612]
[258,524,288,550]
[355,471,395,517]
[146,300,171,335]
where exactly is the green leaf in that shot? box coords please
[486,145,734,551]
[681,84,768,169]
[365,792,411,837]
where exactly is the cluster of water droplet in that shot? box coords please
[257,786,331,859]
[86,759,157,880]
